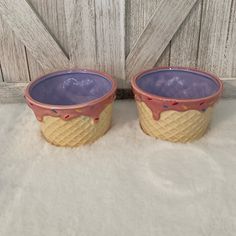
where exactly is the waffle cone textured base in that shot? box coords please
[40,104,113,147]
[136,102,213,143]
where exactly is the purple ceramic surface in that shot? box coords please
[29,71,112,105]
[136,69,219,99]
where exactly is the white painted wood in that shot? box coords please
[94,0,125,80]
[198,0,233,77]
[26,0,69,80]
[0,0,69,71]
[0,16,29,82]
[126,0,198,80]
[170,0,202,67]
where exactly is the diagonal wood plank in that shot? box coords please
[26,0,69,80]
[126,0,170,68]
[0,0,69,71]
[94,0,125,80]
[126,0,198,80]
[65,0,97,68]
[65,0,125,81]
[0,16,30,82]
[170,0,202,67]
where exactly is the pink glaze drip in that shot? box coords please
[135,93,220,121]
[27,94,115,123]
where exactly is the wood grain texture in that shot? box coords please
[170,0,202,67]
[126,0,170,69]
[66,0,125,80]
[65,0,93,68]
[126,0,159,56]
[65,0,97,68]
[0,63,3,82]
[126,0,198,80]
[0,82,26,103]
[26,0,69,80]
[0,0,69,71]
[0,16,29,82]
[155,45,170,67]
[94,0,125,80]
[223,0,236,77]
[197,0,233,77]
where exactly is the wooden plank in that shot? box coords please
[197,0,233,77]
[0,16,30,82]
[0,0,69,71]
[155,45,170,67]
[0,82,27,103]
[0,63,3,82]
[223,0,236,77]
[65,0,97,69]
[126,0,159,56]
[26,0,69,80]
[126,0,198,80]
[221,79,236,98]
[170,0,202,67]
[26,53,46,80]
[66,0,125,80]
[94,0,125,80]
[126,0,170,69]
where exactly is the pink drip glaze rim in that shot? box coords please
[131,66,223,103]
[131,67,223,120]
[25,69,117,110]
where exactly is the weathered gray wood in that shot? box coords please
[94,0,125,80]
[223,0,236,77]
[26,53,46,80]
[126,0,198,80]
[0,0,69,71]
[0,82,27,103]
[170,0,202,67]
[66,0,125,80]
[126,0,159,56]
[0,63,3,81]
[198,0,233,77]
[26,0,69,80]
[221,78,236,98]
[126,0,170,70]
[155,45,170,67]
[0,16,29,82]
[65,0,97,69]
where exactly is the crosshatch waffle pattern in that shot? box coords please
[40,104,113,147]
[136,102,213,143]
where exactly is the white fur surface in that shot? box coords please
[0,100,236,236]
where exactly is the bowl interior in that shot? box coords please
[29,71,113,105]
[136,69,220,99]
